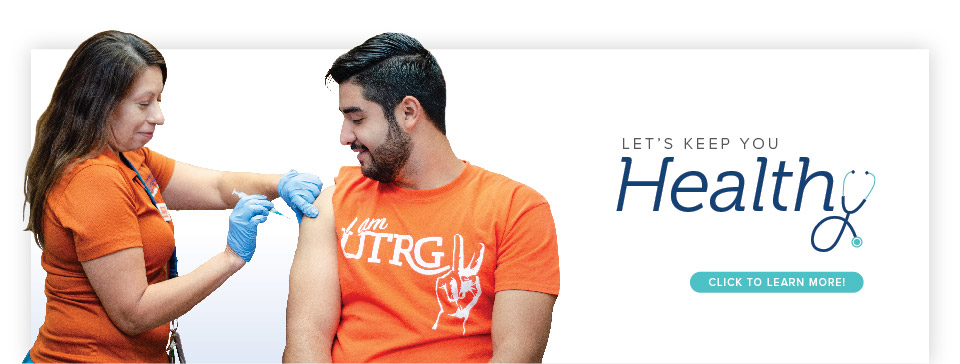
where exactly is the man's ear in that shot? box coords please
[397,95,423,131]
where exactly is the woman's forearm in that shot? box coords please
[218,171,283,204]
[118,248,245,335]
[164,161,282,210]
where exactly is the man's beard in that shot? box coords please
[354,115,412,183]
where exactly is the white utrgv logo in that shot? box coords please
[432,234,484,335]
[339,217,486,335]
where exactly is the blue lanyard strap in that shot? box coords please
[117,152,179,279]
[118,152,159,207]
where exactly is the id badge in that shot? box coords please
[157,202,172,222]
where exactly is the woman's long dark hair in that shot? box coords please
[24,30,167,249]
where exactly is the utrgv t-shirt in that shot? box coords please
[331,162,560,363]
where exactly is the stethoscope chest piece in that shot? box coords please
[851,236,863,248]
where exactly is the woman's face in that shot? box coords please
[106,66,165,152]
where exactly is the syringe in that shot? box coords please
[232,189,291,219]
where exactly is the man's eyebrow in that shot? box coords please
[340,106,362,114]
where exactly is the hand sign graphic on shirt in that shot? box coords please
[432,234,485,334]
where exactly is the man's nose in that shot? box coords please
[340,120,355,146]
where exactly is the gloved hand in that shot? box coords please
[227,193,274,262]
[277,169,323,224]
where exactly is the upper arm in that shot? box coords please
[495,197,560,295]
[284,185,341,362]
[490,290,557,363]
[58,166,151,334]
[81,247,150,335]
[489,189,560,362]
[161,161,226,210]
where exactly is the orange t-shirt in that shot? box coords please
[31,147,176,363]
[331,162,561,363]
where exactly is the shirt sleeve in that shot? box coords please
[57,164,143,262]
[142,147,176,191]
[494,188,561,295]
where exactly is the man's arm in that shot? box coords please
[489,192,560,363]
[283,186,341,362]
[489,290,557,363]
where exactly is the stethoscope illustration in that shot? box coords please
[810,170,876,252]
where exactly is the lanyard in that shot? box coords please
[117,152,179,279]
[118,151,185,362]
[118,153,159,207]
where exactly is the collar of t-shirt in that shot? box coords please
[101,147,144,186]
[377,160,478,202]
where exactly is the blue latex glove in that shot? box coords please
[227,193,274,262]
[277,169,323,224]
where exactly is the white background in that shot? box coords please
[2,2,954,363]
[26,47,930,364]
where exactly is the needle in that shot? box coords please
[231,189,291,219]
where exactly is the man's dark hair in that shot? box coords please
[326,33,447,134]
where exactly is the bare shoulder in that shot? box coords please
[316,185,336,207]
[312,185,336,220]
[298,185,337,243]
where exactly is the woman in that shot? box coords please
[23,30,322,362]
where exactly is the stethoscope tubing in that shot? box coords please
[810,170,875,252]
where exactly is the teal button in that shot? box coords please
[690,272,863,293]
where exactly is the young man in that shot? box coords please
[283,33,560,363]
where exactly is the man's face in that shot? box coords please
[338,82,412,183]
